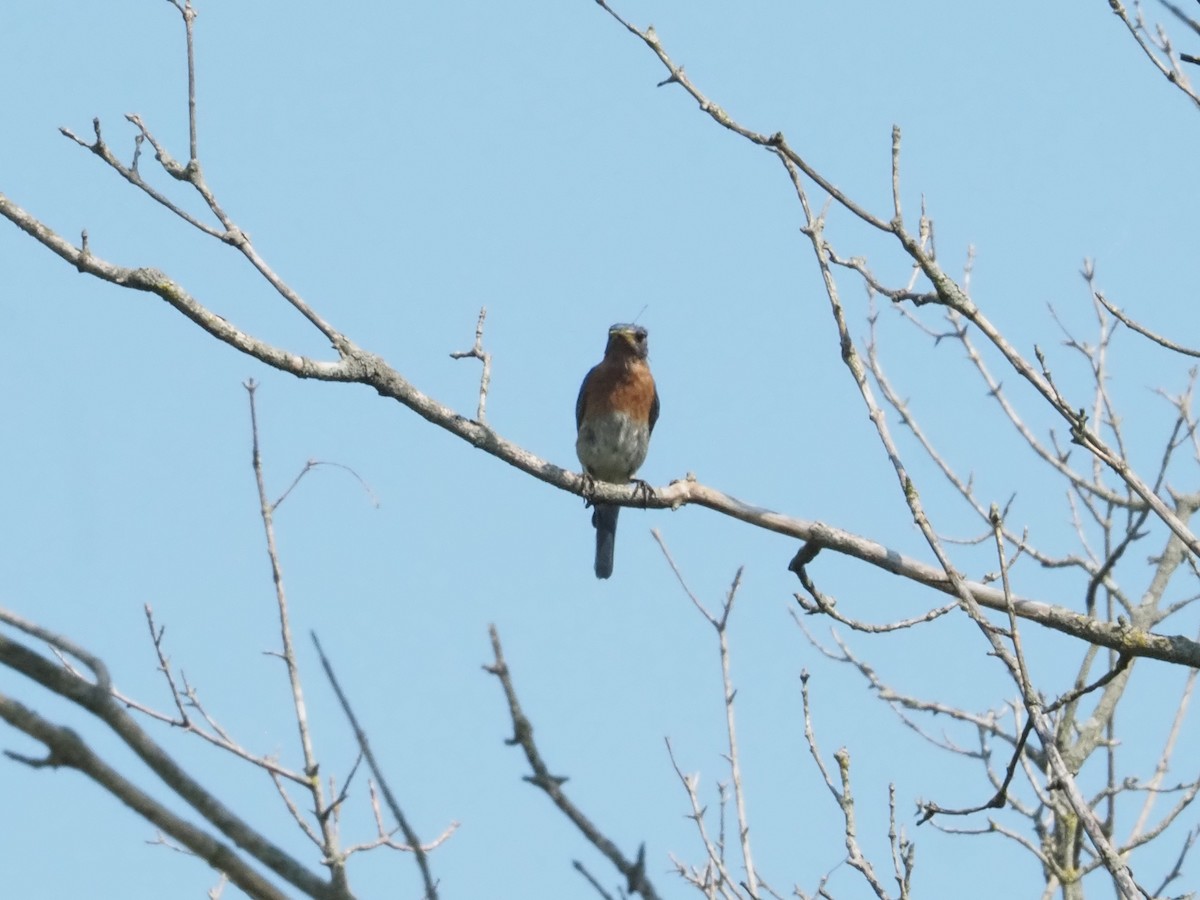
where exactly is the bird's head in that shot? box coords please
[605,323,649,360]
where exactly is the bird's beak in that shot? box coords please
[613,328,638,347]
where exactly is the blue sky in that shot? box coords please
[3,2,1200,898]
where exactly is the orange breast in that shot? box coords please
[585,360,656,421]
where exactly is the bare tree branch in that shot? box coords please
[484,625,660,900]
[310,633,450,899]
[0,693,290,900]
[1110,0,1200,107]
[0,621,340,899]
[798,670,898,899]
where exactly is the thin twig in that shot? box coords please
[310,633,444,899]
[244,380,348,892]
[652,530,758,895]
[449,307,493,424]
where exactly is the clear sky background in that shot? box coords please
[3,2,1200,898]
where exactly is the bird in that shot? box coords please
[575,323,660,579]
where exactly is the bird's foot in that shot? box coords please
[630,478,655,508]
[580,472,597,507]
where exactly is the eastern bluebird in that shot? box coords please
[575,323,660,579]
